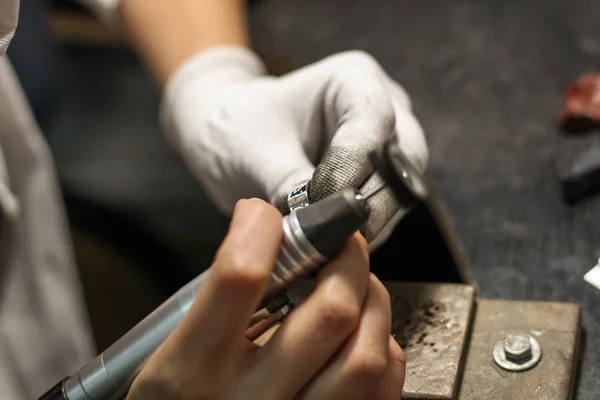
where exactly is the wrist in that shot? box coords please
[120,0,252,86]
[165,46,266,93]
[162,46,266,115]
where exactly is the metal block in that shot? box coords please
[385,283,476,400]
[288,282,476,400]
[287,282,580,399]
[458,300,581,400]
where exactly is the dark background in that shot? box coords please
[7,0,600,398]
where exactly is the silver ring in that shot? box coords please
[287,181,310,213]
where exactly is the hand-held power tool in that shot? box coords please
[40,138,427,400]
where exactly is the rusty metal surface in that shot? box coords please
[385,283,476,400]
[458,300,581,400]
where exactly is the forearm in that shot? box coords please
[120,0,250,87]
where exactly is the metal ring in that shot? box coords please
[287,181,310,213]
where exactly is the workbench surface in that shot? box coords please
[249,0,600,397]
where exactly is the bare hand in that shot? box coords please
[127,199,405,400]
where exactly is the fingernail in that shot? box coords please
[229,198,282,242]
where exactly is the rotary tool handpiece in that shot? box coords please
[42,188,372,400]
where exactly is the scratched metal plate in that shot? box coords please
[385,283,476,400]
[286,282,476,400]
[458,300,581,400]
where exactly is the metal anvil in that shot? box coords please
[288,282,580,400]
[366,142,581,398]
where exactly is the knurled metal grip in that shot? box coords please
[270,212,327,287]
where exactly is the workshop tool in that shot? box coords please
[40,140,428,400]
[555,74,600,204]
[40,188,369,399]
[553,135,600,204]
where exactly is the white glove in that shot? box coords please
[0,0,19,57]
[161,47,428,248]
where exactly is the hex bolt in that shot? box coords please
[492,332,542,372]
[503,333,533,363]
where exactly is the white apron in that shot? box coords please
[0,36,95,400]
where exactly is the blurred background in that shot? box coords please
[6,1,600,397]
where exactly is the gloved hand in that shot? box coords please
[127,199,405,400]
[161,47,428,247]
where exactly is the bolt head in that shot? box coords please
[503,333,533,363]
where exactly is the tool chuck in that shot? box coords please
[295,188,370,259]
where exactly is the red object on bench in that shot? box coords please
[559,74,600,134]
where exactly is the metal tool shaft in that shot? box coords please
[41,187,372,400]
[60,212,325,400]
[358,181,387,200]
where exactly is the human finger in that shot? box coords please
[366,336,406,400]
[161,199,283,372]
[248,233,371,398]
[296,274,392,400]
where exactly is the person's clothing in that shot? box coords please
[0,56,94,400]
[0,0,117,397]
